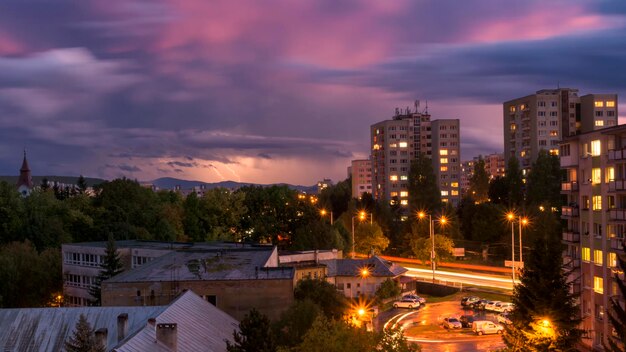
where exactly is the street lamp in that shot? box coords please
[352,211,367,258]
[320,209,333,225]
[519,217,529,266]
[506,212,516,284]
[418,211,447,283]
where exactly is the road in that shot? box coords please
[401,265,517,291]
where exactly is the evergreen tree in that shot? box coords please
[605,250,626,352]
[88,235,123,305]
[488,176,508,204]
[408,153,441,214]
[226,308,277,352]
[468,158,490,203]
[40,177,50,191]
[77,175,88,194]
[64,314,105,352]
[503,211,582,351]
[378,325,421,352]
[504,157,524,206]
[526,150,562,208]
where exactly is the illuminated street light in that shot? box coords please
[541,319,551,328]
[351,211,370,258]
[320,209,333,225]
[506,212,516,284]
[361,268,370,278]
[417,211,447,283]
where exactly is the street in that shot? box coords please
[402,265,516,291]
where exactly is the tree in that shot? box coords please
[504,157,524,207]
[468,158,490,203]
[291,220,344,251]
[318,177,352,219]
[503,211,581,351]
[605,251,626,352]
[410,234,454,265]
[294,278,347,319]
[408,154,441,214]
[296,316,377,352]
[375,278,401,301]
[64,314,105,352]
[273,299,321,349]
[526,150,562,208]
[226,308,277,352]
[77,175,88,194]
[488,176,508,204]
[378,325,421,352]
[89,235,123,305]
[354,222,389,255]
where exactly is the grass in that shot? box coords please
[412,291,512,305]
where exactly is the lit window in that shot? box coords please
[595,120,604,127]
[400,175,408,181]
[441,190,449,196]
[520,104,526,110]
[399,142,408,148]
[400,191,408,197]
[595,101,604,108]
[549,149,559,156]
[591,140,601,156]
[582,247,590,262]
[451,190,459,196]
[440,149,448,156]
[389,143,397,148]
[390,175,398,181]
[608,252,617,267]
[509,106,516,112]
[373,144,380,150]
[606,101,615,108]
[606,167,615,183]
[440,166,448,172]
[592,195,602,210]
[510,123,516,131]
[593,250,603,266]
[440,158,448,164]
[400,200,408,205]
[592,168,601,184]
[594,276,604,294]
[451,182,459,188]
[390,192,398,197]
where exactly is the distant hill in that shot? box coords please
[0,175,106,187]
[148,177,318,193]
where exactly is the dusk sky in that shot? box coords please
[1,0,626,185]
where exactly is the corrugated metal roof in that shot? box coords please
[114,290,238,352]
[320,256,408,277]
[106,248,293,283]
[0,305,167,352]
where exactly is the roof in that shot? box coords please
[114,290,238,352]
[64,240,268,251]
[16,152,33,188]
[0,305,166,352]
[106,247,294,283]
[320,256,407,278]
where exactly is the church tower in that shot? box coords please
[16,150,34,197]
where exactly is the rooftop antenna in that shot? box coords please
[425,100,429,114]
[415,100,420,113]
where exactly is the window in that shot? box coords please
[596,120,605,127]
[400,191,408,197]
[582,195,589,209]
[607,111,615,117]
[594,276,604,294]
[549,149,559,156]
[390,175,398,181]
[607,101,615,107]
[509,106,516,112]
[538,121,546,127]
[593,195,602,210]
[451,182,459,188]
[399,142,408,148]
[539,140,547,146]
[451,190,459,196]
[595,101,604,107]
[551,101,557,107]
[441,190,449,196]
[592,168,601,184]
[608,252,617,268]
[400,175,408,181]
[538,101,546,107]
[606,167,614,183]
[591,140,601,156]
[550,130,558,137]
[550,111,558,117]
[390,192,398,197]
[440,158,448,164]
[538,111,546,117]
[538,130,546,136]
[550,120,558,126]
[510,123,516,131]
[593,250,603,266]
[400,200,408,205]
[595,111,604,117]
[560,144,570,156]
[440,166,448,172]
[582,247,590,262]
[440,149,448,156]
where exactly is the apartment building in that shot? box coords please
[431,119,461,205]
[351,159,372,199]
[460,153,505,197]
[504,88,618,174]
[560,123,626,350]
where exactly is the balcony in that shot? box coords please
[561,206,580,218]
[562,231,581,243]
[609,208,626,221]
[610,238,625,252]
[563,255,581,269]
[609,179,626,192]
[609,148,626,161]
[561,181,579,192]
[571,281,582,295]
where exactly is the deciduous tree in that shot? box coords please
[605,250,626,352]
[468,158,490,203]
[227,308,277,352]
[408,154,441,214]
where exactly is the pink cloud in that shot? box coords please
[0,31,25,55]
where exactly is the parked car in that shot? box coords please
[472,300,492,310]
[497,313,512,325]
[461,296,481,307]
[472,320,504,335]
[459,315,476,328]
[403,294,427,305]
[443,317,463,329]
[485,301,502,311]
[393,298,420,309]
[493,302,515,313]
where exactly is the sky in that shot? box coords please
[1,0,626,185]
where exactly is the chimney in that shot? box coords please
[117,313,128,342]
[148,318,156,327]
[95,328,108,348]
[314,250,319,264]
[156,323,178,351]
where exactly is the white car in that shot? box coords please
[393,298,420,309]
[493,302,515,313]
[443,317,463,329]
[497,313,512,325]
[402,294,426,305]
[472,320,504,335]
[485,301,502,311]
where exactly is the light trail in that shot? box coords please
[402,265,518,290]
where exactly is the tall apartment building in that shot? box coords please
[460,153,505,197]
[460,159,475,197]
[560,123,626,350]
[370,106,462,207]
[351,159,372,199]
[431,119,461,205]
[504,88,618,174]
[370,109,431,207]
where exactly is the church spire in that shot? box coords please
[17,149,34,195]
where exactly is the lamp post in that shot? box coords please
[418,212,447,283]
[507,212,516,284]
[351,211,367,258]
[519,217,528,266]
[320,209,333,225]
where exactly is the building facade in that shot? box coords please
[351,159,372,199]
[460,153,505,197]
[504,89,618,174]
[560,125,626,350]
[431,119,461,205]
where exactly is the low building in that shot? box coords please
[321,256,408,298]
[0,290,238,352]
[101,246,295,321]
[279,249,342,283]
